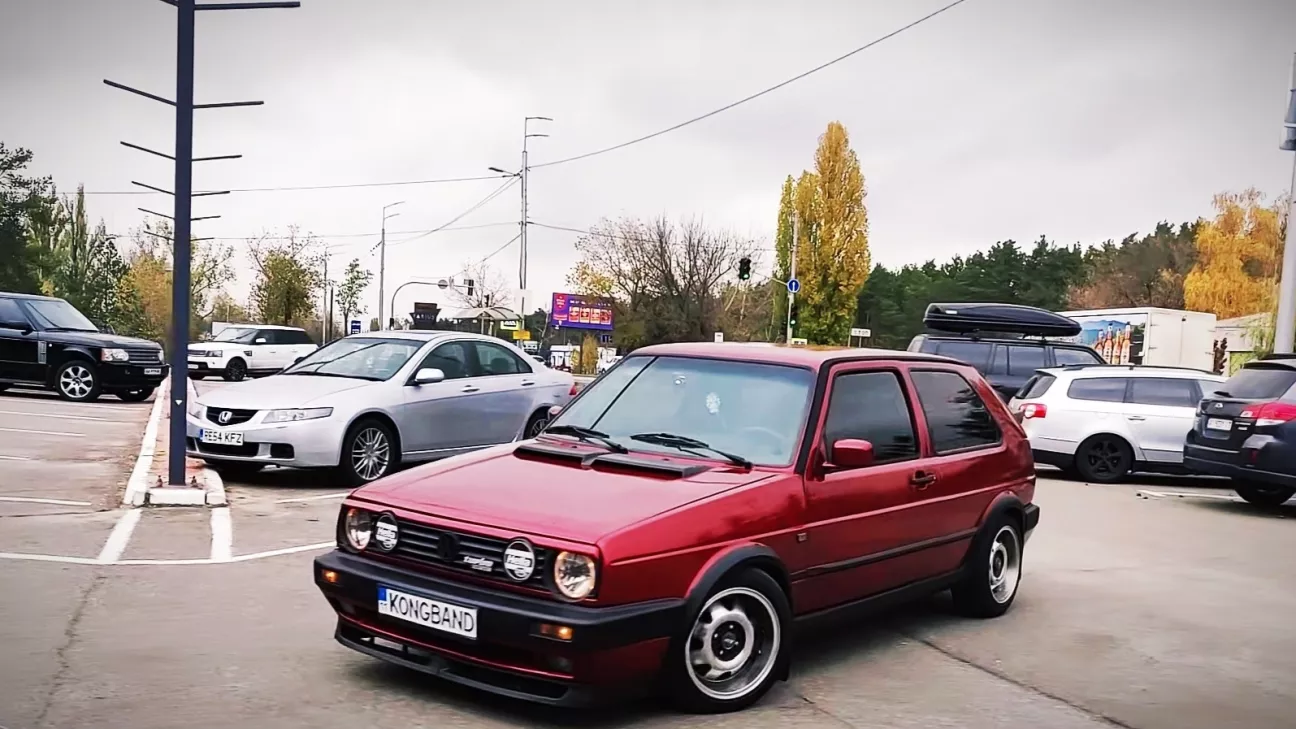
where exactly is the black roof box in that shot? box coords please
[923,303,1081,338]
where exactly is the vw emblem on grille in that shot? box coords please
[217,410,233,424]
[373,513,399,552]
[503,539,536,582]
[437,531,459,561]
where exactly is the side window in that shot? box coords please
[0,298,28,326]
[1066,377,1128,402]
[1196,379,1224,399]
[822,371,918,465]
[472,342,529,376]
[284,329,313,345]
[1129,377,1200,408]
[931,340,992,370]
[986,345,1007,376]
[1054,347,1102,366]
[910,370,1002,453]
[1007,345,1047,377]
[253,330,273,344]
[419,342,472,380]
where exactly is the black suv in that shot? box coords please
[0,292,169,402]
[1183,355,1296,506]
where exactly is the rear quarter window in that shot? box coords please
[929,340,993,371]
[1053,347,1103,366]
[1018,374,1056,399]
[909,370,1002,453]
[1223,366,1296,401]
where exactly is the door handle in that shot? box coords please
[910,471,937,490]
[1127,415,1146,421]
[521,380,535,386]
[461,385,480,393]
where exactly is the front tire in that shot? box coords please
[1234,482,1295,507]
[55,360,101,402]
[116,387,154,402]
[523,410,549,440]
[1073,434,1133,483]
[338,419,397,486]
[664,568,789,714]
[223,358,248,382]
[951,512,1024,618]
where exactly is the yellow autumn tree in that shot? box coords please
[792,121,871,344]
[1184,188,1286,320]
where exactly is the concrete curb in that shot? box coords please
[145,466,225,507]
[121,375,228,508]
[123,377,169,507]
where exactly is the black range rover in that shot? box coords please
[0,292,169,402]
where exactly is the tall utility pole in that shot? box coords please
[1276,52,1296,354]
[377,200,404,330]
[320,251,329,342]
[518,116,551,318]
[786,210,799,343]
[107,0,298,488]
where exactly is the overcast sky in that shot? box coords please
[3,0,1294,322]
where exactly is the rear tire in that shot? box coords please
[55,360,101,402]
[1073,434,1133,483]
[338,418,397,486]
[664,568,790,714]
[116,388,154,402]
[522,410,549,440]
[1234,482,1295,507]
[223,358,248,382]
[188,373,205,380]
[951,511,1024,619]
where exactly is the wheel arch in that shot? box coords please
[342,410,402,464]
[1075,429,1144,463]
[976,491,1026,538]
[47,347,96,386]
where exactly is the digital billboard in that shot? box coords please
[550,293,614,331]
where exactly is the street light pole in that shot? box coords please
[520,116,551,318]
[1275,52,1296,354]
[377,200,404,330]
[786,210,799,344]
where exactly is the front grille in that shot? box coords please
[126,347,163,363]
[391,519,551,589]
[206,407,257,425]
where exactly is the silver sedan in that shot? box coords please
[186,330,576,484]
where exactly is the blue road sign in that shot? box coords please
[787,278,801,294]
[349,319,362,335]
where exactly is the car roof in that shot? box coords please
[630,341,955,369]
[226,324,304,331]
[342,330,512,344]
[1245,354,1296,370]
[0,291,63,302]
[1036,364,1223,379]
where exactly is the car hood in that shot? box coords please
[197,374,374,408]
[353,442,778,545]
[45,330,162,349]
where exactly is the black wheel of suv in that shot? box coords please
[664,568,790,714]
[55,360,101,402]
[116,387,154,402]
[188,372,205,380]
[951,511,1024,618]
[1234,482,1295,507]
[339,418,397,486]
[223,358,248,382]
[1074,434,1133,483]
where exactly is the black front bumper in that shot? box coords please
[99,363,169,390]
[314,550,683,706]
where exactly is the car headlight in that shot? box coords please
[190,349,215,358]
[553,551,597,600]
[263,407,333,424]
[187,399,203,418]
[343,507,373,551]
[100,348,129,362]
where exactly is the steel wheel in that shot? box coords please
[1076,435,1132,483]
[58,363,96,401]
[685,587,781,701]
[350,426,391,482]
[988,525,1022,604]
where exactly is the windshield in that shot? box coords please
[548,355,816,467]
[214,327,258,343]
[22,299,98,332]
[282,337,422,381]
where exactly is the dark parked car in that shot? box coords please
[0,292,168,402]
[314,341,1039,712]
[1183,355,1296,506]
[908,303,1103,401]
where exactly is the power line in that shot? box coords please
[124,221,515,243]
[473,232,522,267]
[385,178,519,249]
[80,173,512,196]
[531,221,777,253]
[530,0,970,170]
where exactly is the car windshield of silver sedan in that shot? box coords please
[23,299,98,332]
[283,338,421,381]
[213,326,258,343]
[546,355,815,467]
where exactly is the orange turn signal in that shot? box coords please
[538,623,574,641]
[321,569,339,584]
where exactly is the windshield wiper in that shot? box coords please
[283,371,380,381]
[45,326,98,332]
[543,424,628,453]
[629,432,753,469]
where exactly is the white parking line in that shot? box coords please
[0,455,31,461]
[0,496,93,507]
[0,426,85,438]
[123,379,169,507]
[0,540,334,566]
[0,409,115,422]
[210,508,233,562]
[96,509,142,563]
[273,492,351,504]
[1137,489,1239,501]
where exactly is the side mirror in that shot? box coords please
[547,405,562,417]
[255,337,267,344]
[0,321,32,333]
[828,438,875,469]
[413,367,446,385]
[293,356,304,364]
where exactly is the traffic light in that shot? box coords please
[465,279,476,298]
[737,257,751,281]
[789,302,799,328]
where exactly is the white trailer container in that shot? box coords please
[1055,307,1217,371]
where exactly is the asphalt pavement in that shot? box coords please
[4,379,1296,729]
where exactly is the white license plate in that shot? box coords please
[377,586,477,639]
[199,429,244,446]
[144,367,162,375]
[1206,417,1232,431]
[187,363,199,370]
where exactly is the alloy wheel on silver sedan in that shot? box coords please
[350,426,391,482]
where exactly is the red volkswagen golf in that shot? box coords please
[313,342,1040,712]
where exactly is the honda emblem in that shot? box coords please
[218,410,232,424]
